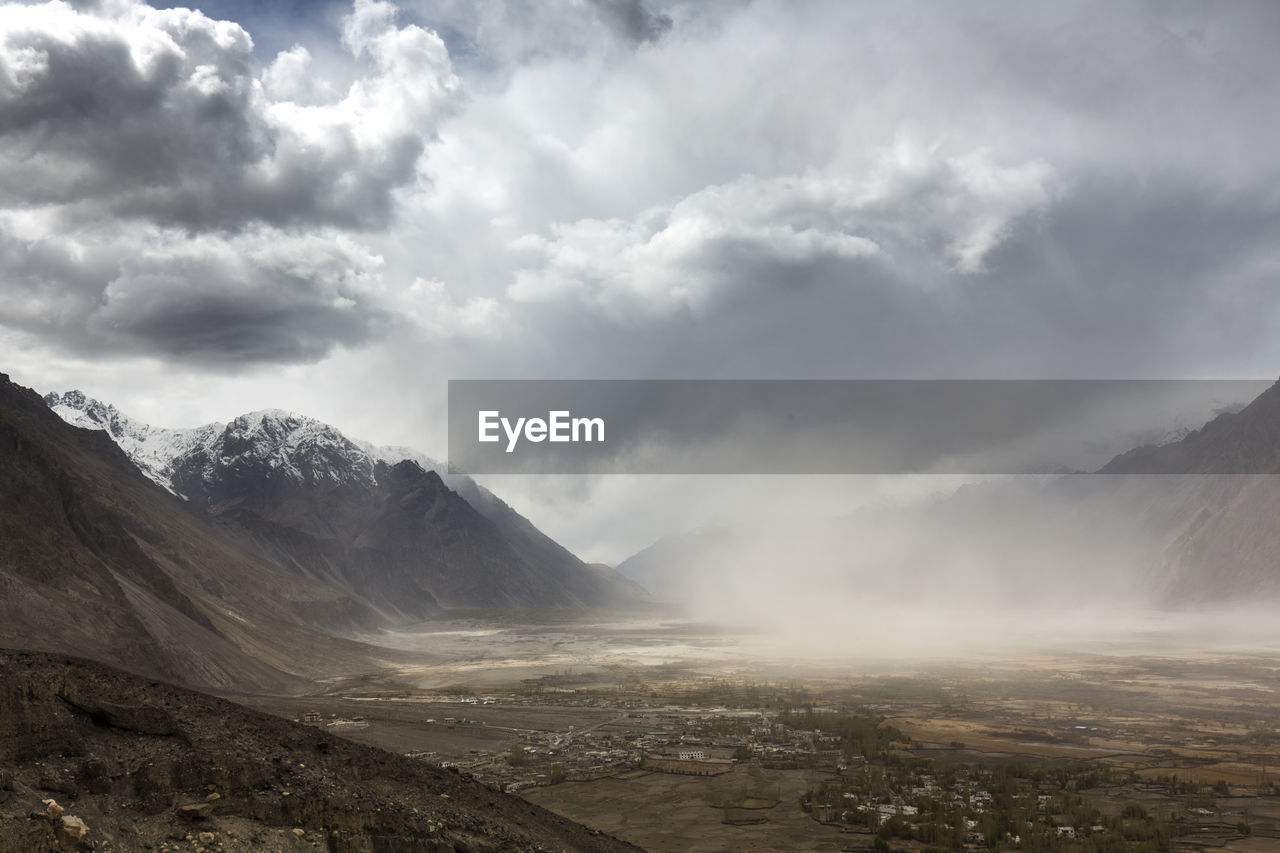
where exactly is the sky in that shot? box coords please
[2,0,1280,562]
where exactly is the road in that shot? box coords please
[553,711,630,747]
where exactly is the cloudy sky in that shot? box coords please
[2,0,1279,560]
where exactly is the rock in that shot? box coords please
[198,831,216,843]
[38,774,79,797]
[291,827,306,838]
[178,802,213,819]
[77,758,112,795]
[59,814,89,843]
[43,798,64,819]
[59,689,177,736]
[204,792,221,802]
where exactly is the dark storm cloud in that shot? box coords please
[0,1,458,231]
[0,24,273,222]
[96,287,387,365]
[0,223,391,365]
[0,0,460,366]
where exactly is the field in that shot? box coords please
[525,765,850,853]
[227,617,1280,852]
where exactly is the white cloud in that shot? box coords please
[506,152,1061,317]
[262,45,335,103]
[397,277,509,339]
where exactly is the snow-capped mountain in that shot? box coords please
[175,408,382,496]
[43,391,220,494]
[5,376,391,693]
[44,391,646,615]
[45,393,410,495]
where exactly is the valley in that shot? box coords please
[8,372,1280,851]
[227,617,1280,852]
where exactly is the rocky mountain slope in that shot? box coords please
[44,392,646,615]
[0,373,417,693]
[0,649,642,853]
[1089,378,1280,600]
[1099,379,1280,475]
[44,391,220,494]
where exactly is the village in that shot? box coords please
[295,692,826,792]
[263,667,1280,852]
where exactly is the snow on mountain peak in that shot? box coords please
[44,393,440,495]
[353,439,441,476]
[43,390,220,494]
[45,390,133,439]
[211,408,380,487]
[234,408,307,427]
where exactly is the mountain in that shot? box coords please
[0,648,641,853]
[1099,379,1280,475]
[615,527,739,602]
[44,390,220,493]
[0,373,407,693]
[44,392,646,615]
[1089,378,1280,600]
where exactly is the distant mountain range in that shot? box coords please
[619,378,1280,608]
[11,367,1280,689]
[0,372,645,692]
[43,389,644,615]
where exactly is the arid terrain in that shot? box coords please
[0,650,643,853]
[220,617,1280,852]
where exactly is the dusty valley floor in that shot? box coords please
[224,615,1280,852]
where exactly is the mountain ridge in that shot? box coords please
[43,388,647,616]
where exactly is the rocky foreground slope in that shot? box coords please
[0,650,643,853]
[0,372,410,693]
